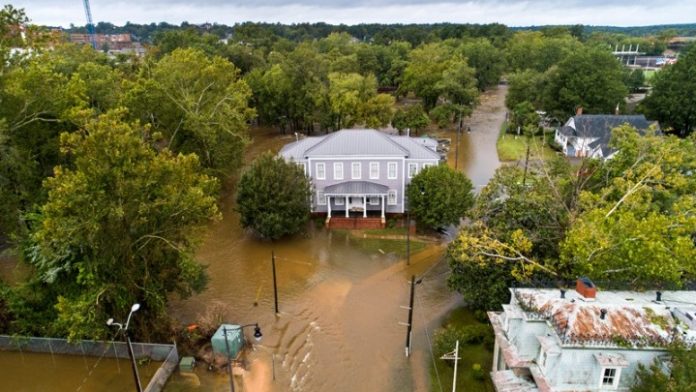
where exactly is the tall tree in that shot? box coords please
[236,152,312,240]
[25,111,220,340]
[407,165,474,230]
[642,44,696,136]
[124,47,254,176]
[542,46,628,119]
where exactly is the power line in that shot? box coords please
[415,284,444,392]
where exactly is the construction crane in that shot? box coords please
[82,0,98,49]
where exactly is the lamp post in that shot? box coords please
[222,323,263,392]
[106,303,143,392]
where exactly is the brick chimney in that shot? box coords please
[576,277,596,300]
[575,106,583,116]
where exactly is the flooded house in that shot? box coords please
[279,129,440,228]
[488,279,696,391]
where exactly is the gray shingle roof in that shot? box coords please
[279,129,440,160]
[558,115,653,139]
[324,181,389,195]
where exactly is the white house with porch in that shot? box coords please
[279,129,440,228]
[488,279,696,392]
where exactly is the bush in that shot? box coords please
[472,363,485,381]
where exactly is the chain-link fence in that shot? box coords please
[0,335,178,392]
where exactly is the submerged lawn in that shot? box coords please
[430,308,495,392]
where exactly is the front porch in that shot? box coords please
[322,181,390,230]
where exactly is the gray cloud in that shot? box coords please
[12,0,695,27]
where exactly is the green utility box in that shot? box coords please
[211,324,243,358]
[179,356,196,372]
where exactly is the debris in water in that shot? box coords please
[378,249,385,254]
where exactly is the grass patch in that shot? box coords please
[497,122,558,162]
[363,227,411,236]
[430,308,495,392]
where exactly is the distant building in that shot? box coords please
[279,129,440,228]
[554,112,658,160]
[488,279,696,392]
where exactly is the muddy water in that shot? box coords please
[0,351,162,392]
[166,86,505,392]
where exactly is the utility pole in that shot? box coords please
[522,143,531,186]
[441,340,461,392]
[223,326,235,392]
[406,209,410,266]
[272,250,279,314]
[405,275,415,357]
[454,109,462,170]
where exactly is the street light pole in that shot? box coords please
[107,303,143,392]
[406,210,410,266]
[222,323,263,392]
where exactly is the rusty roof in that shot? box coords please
[511,289,696,346]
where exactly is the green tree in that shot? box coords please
[124,47,254,176]
[559,126,696,287]
[392,104,430,135]
[632,347,696,392]
[505,69,546,110]
[407,165,474,230]
[236,152,312,240]
[459,38,506,90]
[26,111,220,340]
[542,46,628,118]
[642,44,696,136]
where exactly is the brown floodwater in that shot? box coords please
[0,86,505,392]
[165,86,506,392]
[0,351,162,392]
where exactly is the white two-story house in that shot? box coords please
[279,129,440,227]
[489,279,696,391]
[554,114,658,160]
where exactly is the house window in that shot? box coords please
[387,190,397,205]
[317,191,326,205]
[369,197,379,205]
[335,196,345,206]
[408,162,418,178]
[334,162,344,180]
[388,162,397,179]
[422,162,434,169]
[316,163,326,180]
[352,162,361,179]
[370,162,379,179]
[602,368,617,386]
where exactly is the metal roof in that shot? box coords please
[305,129,408,157]
[388,136,441,159]
[324,181,389,195]
[278,137,324,161]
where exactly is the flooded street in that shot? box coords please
[166,86,506,392]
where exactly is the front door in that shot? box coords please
[348,196,364,211]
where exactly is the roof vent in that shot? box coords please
[560,289,566,299]
[600,309,607,320]
[656,291,662,302]
[576,277,596,300]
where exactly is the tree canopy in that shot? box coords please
[236,152,312,240]
[407,165,474,230]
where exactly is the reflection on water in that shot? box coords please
[167,87,506,392]
[0,351,161,392]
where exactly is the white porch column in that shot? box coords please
[327,196,331,218]
[363,196,367,218]
[381,195,385,219]
[345,196,349,217]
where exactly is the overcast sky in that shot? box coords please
[12,0,696,28]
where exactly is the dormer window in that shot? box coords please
[600,367,621,389]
